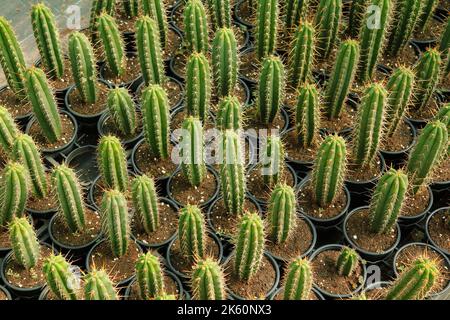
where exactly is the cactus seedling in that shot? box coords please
[135,252,165,299]
[97,13,125,76]
[0,105,19,154]
[122,0,139,17]
[216,95,242,130]
[184,0,209,53]
[131,175,159,234]
[283,258,313,300]
[267,184,296,244]
[412,48,441,111]
[0,162,28,225]
[260,135,285,187]
[336,247,359,277]
[98,135,128,192]
[180,117,206,187]
[107,87,137,137]
[186,52,211,122]
[289,21,315,89]
[142,0,169,47]
[285,0,309,31]
[416,0,439,32]
[212,28,238,98]
[256,0,279,60]
[89,0,116,41]
[348,0,369,38]
[210,0,231,29]
[178,205,206,263]
[191,258,226,300]
[9,217,40,269]
[43,254,79,300]
[84,269,119,300]
[295,83,321,148]
[314,0,342,60]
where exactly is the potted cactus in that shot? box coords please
[42,254,81,300]
[426,207,450,257]
[190,257,227,300]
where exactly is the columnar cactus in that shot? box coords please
[97,13,125,76]
[289,21,315,89]
[412,48,441,111]
[107,87,137,137]
[314,0,342,60]
[43,254,79,300]
[285,0,309,31]
[416,0,439,32]
[9,217,40,269]
[184,0,209,53]
[131,175,159,234]
[311,135,347,207]
[191,258,226,300]
[155,294,176,300]
[210,0,231,29]
[441,19,450,76]
[0,162,28,225]
[435,104,450,130]
[24,67,62,143]
[84,269,119,300]
[31,3,64,79]
[180,117,206,187]
[97,135,128,192]
[52,164,86,233]
[260,135,284,186]
[369,169,408,234]
[256,0,279,60]
[135,252,165,299]
[123,0,139,17]
[283,258,313,300]
[89,0,116,40]
[325,40,360,120]
[216,96,242,130]
[0,105,19,154]
[136,16,165,86]
[348,0,369,38]
[267,184,296,244]
[186,52,211,122]
[295,83,320,148]
[336,247,359,277]
[142,84,170,159]
[142,0,169,46]
[178,205,206,262]
[212,28,238,98]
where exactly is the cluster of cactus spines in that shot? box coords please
[142,84,170,159]
[184,0,209,53]
[314,0,342,60]
[84,269,119,300]
[135,252,165,300]
[219,130,246,215]
[31,3,64,79]
[101,189,130,258]
[136,16,165,86]
[413,48,441,111]
[435,104,450,130]
[285,0,309,32]
[178,205,206,263]
[43,254,78,300]
[9,217,40,269]
[234,212,265,281]
[369,169,408,234]
[131,175,159,234]
[210,0,231,29]
[12,134,47,198]
[386,257,440,300]
[257,55,285,124]
[267,184,296,244]
[24,67,62,143]
[256,0,279,60]
[348,0,369,38]
[261,135,284,186]
[123,0,139,17]
[357,0,391,83]
[407,120,448,194]
[0,105,19,154]
[155,293,177,300]
[97,13,125,76]
[0,17,27,98]
[186,52,211,122]
[212,28,238,98]
[295,83,320,148]
[68,32,98,104]
[107,88,137,137]
[52,164,86,233]
[97,135,128,192]
[283,258,313,300]
[311,135,347,207]
[216,96,242,130]
[191,258,226,300]
[325,40,360,120]
[142,0,169,47]
[289,21,315,89]
[416,0,439,32]
[181,117,206,187]
[89,0,116,37]
[336,247,359,277]
[0,162,28,225]
[385,67,415,137]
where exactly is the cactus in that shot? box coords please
[260,135,284,186]
[210,0,231,29]
[52,164,86,233]
[267,184,296,244]
[123,0,139,17]
[295,83,320,148]
[135,252,165,299]
[180,117,206,187]
[24,67,62,143]
[68,32,98,104]
[353,83,387,167]
[219,130,245,215]
[186,52,211,122]
[311,135,347,207]
[97,135,128,192]
[216,95,242,130]
[43,254,79,300]
[9,217,40,269]
[257,56,285,124]
[283,258,313,300]
[369,169,408,234]
[101,189,130,257]
[325,40,360,120]
[184,0,209,53]
[407,120,448,193]
[386,257,440,300]
[285,0,309,31]
[142,84,170,159]
[439,17,450,53]
[191,258,226,300]
[0,17,27,97]
[31,3,64,79]
[416,0,439,32]
[256,0,279,60]
[178,205,206,263]
[413,48,441,111]
[314,0,342,60]
[348,0,369,38]
[89,0,116,40]
[289,21,315,89]
[136,16,165,86]
[0,162,28,225]
[212,28,238,98]
[132,175,159,234]
[155,293,176,300]
[107,88,137,137]
[336,247,359,277]
[84,269,118,300]
[97,13,125,76]
[0,105,19,154]
[435,104,450,131]
[142,0,169,47]
[385,67,415,137]
[234,212,265,281]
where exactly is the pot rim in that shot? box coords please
[425,207,450,257]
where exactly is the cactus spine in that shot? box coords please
[216,96,242,130]
[413,48,441,111]
[267,184,296,243]
[0,105,19,154]
[9,217,40,269]
[97,135,128,192]
[256,0,279,60]
[178,205,206,263]
[336,247,359,277]
[186,52,211,122]
[210,0,231,29]
[258,56,285,124]
[180,117,206,187]
[89,0,116,40]
[107,88,137,137]
[184,0,209,53]
[191,258,226,300]
[283,258,313,300]
[43,254,78,300]
[295,83,320,148]
[314,0,342,60]
[123,0,139,17]
[84,269,118,300]
[212,28,238,98]
[285,0,309,31]
[135,252,165,299]
[289,21,315,89]
[0,162,28,225]
[416,0,439,32]
[142,0,169,47]
[97,13,125,76]
[261,136,284,186]
[132,175,159,234]
[348,0,369,38]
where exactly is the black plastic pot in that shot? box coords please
[0,285,11,300]
[406,92,444,130]
[26,199,58,221]
[283,128,315,173]
[411,15,445,52]
[233,0,255,29]
[239,47,257,88]
[135,76,184,111]
[244,107,291,143]
[380,119,417,168]
[378,41,421,74]
[425,207,450,258]
[320,97,359,138]
[99,52,143,92]
[89,174,136,210]
[269,287,325,300]
[398,185,434,227]
[97,112,143,148]
[124,270,184,300]
[65,145,99,187]
[0,85,33,128]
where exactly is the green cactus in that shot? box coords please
[186,52,211,122]
[267,184,296,244]
[142,84,170,159]
[212,27,238,98]
[9,217,40,269]
[369,169,408,234]
[210,0,231,29]
[256,0,279,60]
[216,95,242,130]
[314,0,342,60]
[89,0,116,41]
[336,247,359,277]
[123,0,139,17]
[107,87,137,137]
[435,104,450,131]
[413,48,441,111]
[84,269,119,300]
[191,258,226,300]
[142,0,169,47]
[283,258,313,300]
[184,0,209,53]
[289,21,315,89]
[155,293,176,300]
[0,105,19,154]
[325,40,360,120]
[31,3,64,79]
[135,252,165,300]
[416,0,439,32]
[132,175,159,234]
[97,135,128,192]
[295,83,320,148]
[285,0,309,31]
[97,13,125,76]
[348,0,369,38]
[180,117,206,187]
[52,164,86,233]
[178,205,206,263]
[439,17,450,53]
[260,135,284,186]
[136,16,165,86]
[311,135,347,207]
[43,254,79,300]
[0,162,28,225]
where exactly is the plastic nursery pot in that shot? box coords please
[283,128,315,173]
[406,92,444,130]
[411,15,446,51]
[380,119,417,167]
[343,206,401,262]
[135,76,184,112]
[398,185,434,228]
[0,85,33,127]
[65,145,99,187]
[124,270,184,300]
[269,287,325,300]
[0,285,12,300]
[378,41,421,74]
[244,107,291,142]
[97,112,143,148]
[425,207,450,258]
[99,52,143,93]
[233,0,255,29]
[88,174,137,211]
[26,195,58,220]
[239,47,257,88]
[169,106,216,145]
[320,97,359,138]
